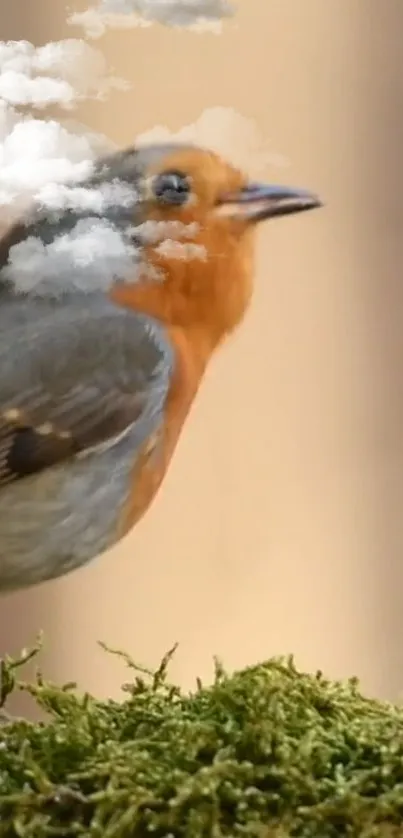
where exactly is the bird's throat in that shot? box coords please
[111,225,255,354]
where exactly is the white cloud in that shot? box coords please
[0,40,127,107]
[155,239,207,260]
[0,115,101,206]
[3,218,141,295]
[0,38,125,214]
[2,216,205,295]
[0,36,133,289]
[35,180,139,215]
[136,106,289,178]
[0,72,76,108]
[68,0,235,38]
[133,219,200,245]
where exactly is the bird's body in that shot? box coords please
[0,142,321,592]
[0,295,172,588]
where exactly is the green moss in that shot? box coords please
[0,640,402,837]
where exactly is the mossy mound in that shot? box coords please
[0,641,402,837]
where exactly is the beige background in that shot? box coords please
[2,0,403,713]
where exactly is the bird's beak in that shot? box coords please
[216,182,322,223]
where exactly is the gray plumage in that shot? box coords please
[0,144,188,591]
[0,293,174,590]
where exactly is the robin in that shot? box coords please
[0,142,322,592]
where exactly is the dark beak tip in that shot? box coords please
[277,188,323,211]
[310,192,324,206]
[261,185,324,218]
[305,194,323,210]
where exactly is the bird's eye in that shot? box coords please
[152,170,191,206]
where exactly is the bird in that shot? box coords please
[0,142,322,592]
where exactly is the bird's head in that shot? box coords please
[0,142,322,349]
[110,142,322,347]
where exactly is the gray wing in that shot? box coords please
[0,292,175,487]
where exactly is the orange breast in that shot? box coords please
[116,326,206,539]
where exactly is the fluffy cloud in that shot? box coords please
[69,0,235,38]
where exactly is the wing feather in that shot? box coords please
[0,294,174,488]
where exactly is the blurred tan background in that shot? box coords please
[2,0,403,711]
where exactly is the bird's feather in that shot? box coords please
[0,292,175,489]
